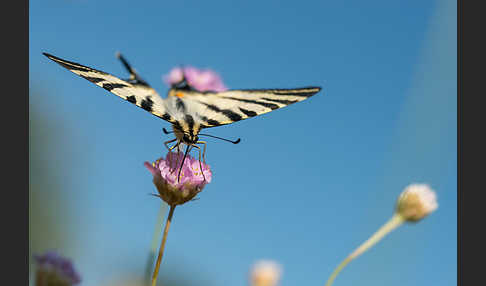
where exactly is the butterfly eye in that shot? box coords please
[182,134,190,142]
[194,136,199,142]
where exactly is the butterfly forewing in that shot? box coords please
[170,87,321,128]
[43,53,175,124]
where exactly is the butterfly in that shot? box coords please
[43,52,322,180]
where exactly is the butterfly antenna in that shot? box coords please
[177,145,191,182]
[198,134,241,144]
[163,128,173,134]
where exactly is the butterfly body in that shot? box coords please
[43,52,322,153]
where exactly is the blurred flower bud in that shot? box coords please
[249,260,282,286]
[395,183,438,222]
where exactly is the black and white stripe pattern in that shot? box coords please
[43,52,175,123]
[44,52,322,141]
[166,87,321,128]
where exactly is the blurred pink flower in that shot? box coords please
[34,251,81,286]
[163,66,228,92]
[144,151,212,206]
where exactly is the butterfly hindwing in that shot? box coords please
[168,87,321,128]
[43,52,176,124]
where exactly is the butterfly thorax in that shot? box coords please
[166,87,205,144]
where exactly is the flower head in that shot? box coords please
[325,183,438,286]
[34,251,81,286]
[249,260,282,286]
[163,66,228,92]
[395,183,438,222]
[145,151,212,206]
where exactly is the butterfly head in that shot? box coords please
[171,125,200,145]
[182,133,199,144]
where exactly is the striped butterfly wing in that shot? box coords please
[43,53,175,123]
[172,87,321,128]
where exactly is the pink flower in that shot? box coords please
[144,151,212,206]
[163,66,228,92]
[34,251,81,285]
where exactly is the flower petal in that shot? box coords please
[144,161,158,176]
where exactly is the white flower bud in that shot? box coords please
[396,183,438,222]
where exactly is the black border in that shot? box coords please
[6,0,29,284]
[458,0,483,285]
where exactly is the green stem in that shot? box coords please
[325,214,405,286]
[151,205,176,286]
[145,203,167,286]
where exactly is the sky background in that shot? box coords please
[29,0,456,285]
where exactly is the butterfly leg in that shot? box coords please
[177,145,192,182]
[164,139,179,170]
[171,144,194,177]
[164,138,177,153]
[190,144,207,182]
[164,139,176,167]
[195,141,207,164]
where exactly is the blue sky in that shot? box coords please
[30,0,456,285]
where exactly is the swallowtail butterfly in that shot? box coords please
[43,52,322,179]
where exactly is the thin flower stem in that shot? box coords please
[145,203,167,285]
[151,205,176,286]
[325,213,405,286]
